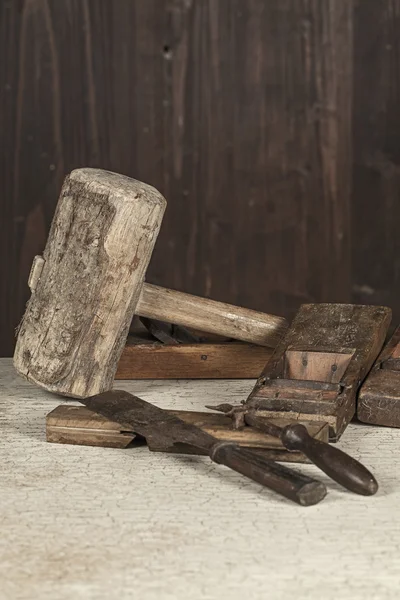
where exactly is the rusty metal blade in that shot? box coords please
[82,390,217,452]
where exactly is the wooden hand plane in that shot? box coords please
[242,303,391,441]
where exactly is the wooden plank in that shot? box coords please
[46,404,137,448]
[0,0,353,357]
[352,0,400,323]
[116,340,272,379]
[46,404,329,463]
[226,0,353,317]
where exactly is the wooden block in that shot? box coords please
[46,405,329,463]
[46,405,137,448]
[358,326,400,427]
[245,303,392,441]
[116,336,272,379]
[14,169,167,399]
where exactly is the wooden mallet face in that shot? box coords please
[14,168,166,398]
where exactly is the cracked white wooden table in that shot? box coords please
[1,358,400,600]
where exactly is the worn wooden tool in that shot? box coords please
[209,404,378,495]
[13,168,287,398]
[46,404,329,463]
[115,318,273,379]
[79,390,327,506]
[242,303,391,441]
[358,326,400,427]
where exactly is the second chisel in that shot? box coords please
[209,404,378,496]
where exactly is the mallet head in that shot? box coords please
[14,168,166,398]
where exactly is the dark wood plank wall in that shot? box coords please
[353,1,400,310]
[0,0,398,356]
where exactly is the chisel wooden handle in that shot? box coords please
[279,424,378,496]
[210,442,327,506]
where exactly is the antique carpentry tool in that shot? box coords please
[358,326,400,427]
[14,168,287,398]
[242,303,391,441]
[208,404,378,495]
[80,390,327,506]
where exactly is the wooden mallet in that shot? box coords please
[14,168,287,398]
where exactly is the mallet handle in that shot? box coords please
[137,283,287,348]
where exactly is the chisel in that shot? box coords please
[81,390,327,506]
[209,404,378,496]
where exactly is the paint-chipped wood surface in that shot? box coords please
[2,359,400,599]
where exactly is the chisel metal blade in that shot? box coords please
[81,390,327,506]
[83,389,217,452]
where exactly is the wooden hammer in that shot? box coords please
[14,169,287,398]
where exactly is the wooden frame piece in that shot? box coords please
[46,405,329,463]
[245,304,391,441]
[116,334,272,379]
[358,326,400,427]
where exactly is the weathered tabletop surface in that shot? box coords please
[1,358,400,600]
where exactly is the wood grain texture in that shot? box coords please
[352,0,400,322]
[358,326,400,427]
[0,0,355,356]
[2,358,400,599]
[14,168,166,398]
[137,283,287,347]
[46,404,138,449]
[284,350,353,384]
[116,339,272,379]
[247,303,392,440]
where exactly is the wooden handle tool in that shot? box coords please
[83,390,327,506]
[245,413,378,496]
[14,168,287,399]
[210,405,378,496]
[210,444,327,506]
